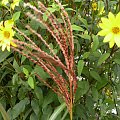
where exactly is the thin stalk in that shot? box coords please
[69,75,73,120]
[70,88,73,120]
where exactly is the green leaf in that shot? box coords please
[78,16,88,29]
[92,87,98,101]
[96,77,108,90]
[114,59,120,65]
[11,98,29,119]
[0,103,10,120]
[28,77,34,89]
[12,74,18,85]
[13,59,21,73]
[77,34,90,40]
[65,8,74,11]
[77,60,84,77]
[47,7,56,13]
[49,43,53,49]
[91,35,99,51]
[33,65,49,79]
[43,13,47,21]
[85,96,95,115]
[30,19,40,30]
[75,81,89,101]
[61,109,68,120]
[97,53,110,66]
[42,91,57,109]
[72,25,84,31]
[49,103,66,120]
[23,67,29,77]
[34,87,43,104]
[90,71,101,81]
[41,105,52,120]
[0,50,11,63]
[12,11,21,21]
[30,113,38,120]
[31,99,39,116]
[83,52,90,59]
[21,55,27,64]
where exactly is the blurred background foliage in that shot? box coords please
[0,0,120,120]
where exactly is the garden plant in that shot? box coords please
[0,0,120,120]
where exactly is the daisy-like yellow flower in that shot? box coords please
[0,20,16,51]
[92,2,97,11]
[98,12,120,48]
[11,0,20,10]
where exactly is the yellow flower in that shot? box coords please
[0,20,16,51]
[92,2,97,11]
[11,0,20,10]
[0,19,14,28]
[1,0,9,5]
[98,12,120,48]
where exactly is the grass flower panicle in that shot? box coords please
[11,1,77,119]
[98,12,120,48]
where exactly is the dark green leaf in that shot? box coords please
[0,50,11,63]
[91,35,99,51]
[77,60,84,77]
[90,71,101,81]
[31,99,39,116]
[72,25,84,31]
[97,53,110,66]
[11,98,29,119]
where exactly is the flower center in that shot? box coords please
[4,31,10,38]
[112,27,120,34]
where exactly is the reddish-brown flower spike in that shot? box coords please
[12,1,77,119]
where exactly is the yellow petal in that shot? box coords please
[2,44,6,51]
[108,12,115,21]
[4,19,14,28]
[98,29,110,36]
[99,23,106,29]
[103,33,113,42]
[0,21,4,27]
[116,12,120,24]
[11,41,17,47]
[109,39,115,48]
[101,18,110,24]
[114,35,120,47]
[7,45,10,51]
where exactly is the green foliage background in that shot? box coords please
[0,0,120,120]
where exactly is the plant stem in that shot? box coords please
[70,78,73,120]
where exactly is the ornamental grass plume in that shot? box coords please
[10,0,77,119]
[98,12,120,48]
